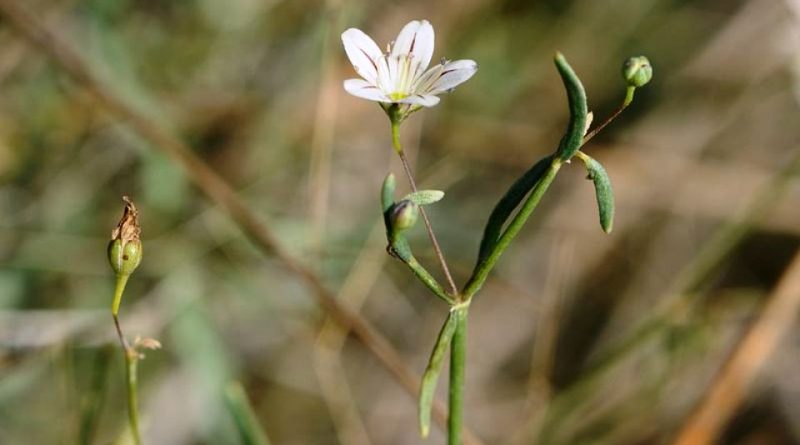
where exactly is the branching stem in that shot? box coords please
[112,312,141,445]
[391,117,460,299]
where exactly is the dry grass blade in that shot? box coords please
[671,249,800,445]
[0,1,484,443]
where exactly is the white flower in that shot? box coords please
[341,20,477,108]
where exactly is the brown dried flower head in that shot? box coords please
[111,196,141,244]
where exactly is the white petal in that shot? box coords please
[398,94,440,107]
[342,28,383,83]
[413,63,445,93]
[427,59,478,94]
[343,79,391,102]
[391,20,434,72]
[376,56,394,95]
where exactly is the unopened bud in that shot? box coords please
[108,196,142,276]
[622,56,652,88]
[390,200,419,232]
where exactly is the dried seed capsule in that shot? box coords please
[108,196,142,276]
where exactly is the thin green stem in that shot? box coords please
[463,82,632,300]
[124,350,141,445]
[111,274,129,317]
[581,86,634,146]
[464,160,562,299]
[0,2,481,439]
[404,256,455,305]
[448,307,468,445]
[112,314,130,354]
[391,118,403,155]
[388,236,453,305]
[112,313,141,445]
[390,116,460,299]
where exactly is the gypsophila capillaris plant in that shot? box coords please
[108,196,161,445]
[342,19,652,445]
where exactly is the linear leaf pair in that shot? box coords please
[473,53,591,273]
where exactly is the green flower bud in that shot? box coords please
[390,200,419,232]
[108,196,142,277]
[622,56,652,88]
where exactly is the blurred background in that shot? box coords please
[1,0,800,444]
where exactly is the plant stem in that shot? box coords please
[404,256,455,305]
[464,160,562,299]
[581,86,634,146]
[464,82,632,300]
[391,118,460,299]
[0,3,485,440]
[124,349,142,445]
[111,274,129,317]
[448,307,468,445]
[113,312,141,445]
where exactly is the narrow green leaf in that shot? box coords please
[470,55,585,279]
[553,53,588,161]
[583,156,615,233]
[403,190,445,206]
[419,311,459,438]
[477,155,553,265]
